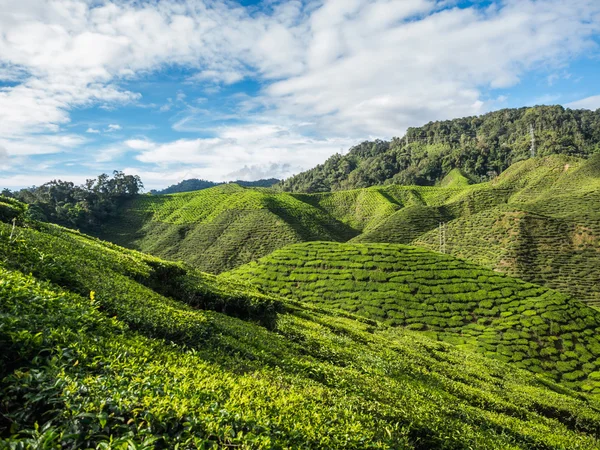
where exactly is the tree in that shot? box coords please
[12,171,144,230]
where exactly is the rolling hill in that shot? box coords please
[4,203,600,447]
[96,154,600,306]
[277,105,600,193]
[96,183,357,273]
[226,241,600,391]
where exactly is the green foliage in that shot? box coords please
[92,154,600,308]
[0,268,598,448]
[411,154,600,305]
[439,168,476,188]
[96,184,357,274]
[277,106,600,193]
[2,204,600,448]
[0,196,27,224]
[8,171,143,231]
[227,241,600,389]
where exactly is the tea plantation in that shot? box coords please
[3,204,600,448]
[410,155,600,305]
[227,241,600,391]
[95,155,600,307]
[97,183,357,273]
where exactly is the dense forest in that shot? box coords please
[151,178,280,194]
[277,106,600,192]
[2,171,143,230]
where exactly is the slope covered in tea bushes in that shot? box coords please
[409,155,600,305]
[227,241,600,391]
[94,155,599,305]
[4,204,600,448]
[97,183,357,273]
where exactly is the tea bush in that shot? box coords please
[228,241,600,390]
[92,155,600,307]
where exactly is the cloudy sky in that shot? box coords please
[1,0,599,190]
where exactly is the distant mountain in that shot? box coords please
[151,178,280,194]
[277,105,600,192]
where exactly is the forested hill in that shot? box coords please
[277,105,600,193]
[151,178,280,194]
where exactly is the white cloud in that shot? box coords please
[258,0,600,137]
[1,0,599,181]
[106,124,122,132]
[190,69,246,85]
[124,139,155,150]
[0,134,85,157]
[128,123,354,184]
[0,173,91,189]
[567,95,600,110]
[159,102,172,112]
[86,127,100,133]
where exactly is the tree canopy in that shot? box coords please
[277,106,600,192]
[5,171,143,230]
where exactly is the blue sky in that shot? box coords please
[1,0,600,190]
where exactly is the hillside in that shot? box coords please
[97,184,357,273]
[98,155,600,306]
[226,241,600,390]
[4,205,600,447]
[277,105,600,193]
[151,178,280,195]
[298,154,600,305]
[405,154,600,305]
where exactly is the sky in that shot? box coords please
[1,0,600,190]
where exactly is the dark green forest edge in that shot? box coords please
[3,199,600,448]
[276,106,600,192]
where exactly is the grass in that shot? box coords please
[226,241,600,391]
[3,211,600,448]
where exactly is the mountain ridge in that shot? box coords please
[277,105,600,193]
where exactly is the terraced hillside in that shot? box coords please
[409,155,600,305]
[96,155,599,305]
[227,241,600,391]
[97,183,357,273]
[5,206,600,447]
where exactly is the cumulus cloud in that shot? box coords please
[258,0,600,137]
[1,0,600,181]
[127,123,354,184]
[567,95,600,110]
[86,128,100,134]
